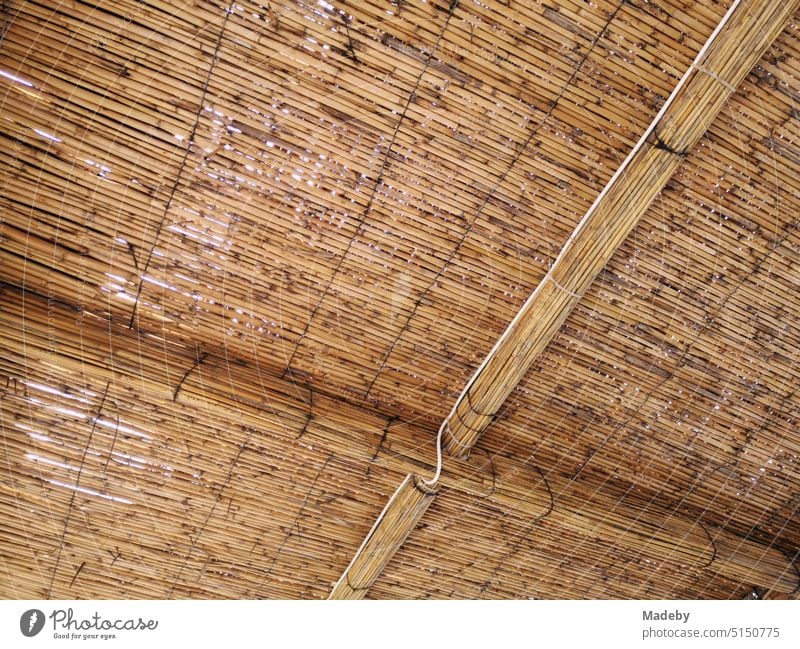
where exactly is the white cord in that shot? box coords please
[419,0,743,488]
[552,0,741,260]
[695,65,738,93]
[420,420,446,487]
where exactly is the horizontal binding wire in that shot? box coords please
[413,474,440,496]
[453,404,495,433]
[545,273,583,299]
[693,64,738,93]
[442,418,474,452]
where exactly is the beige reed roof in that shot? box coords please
[1,0,799,599]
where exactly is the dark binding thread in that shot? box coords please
[173,351,208,402]
[650,127,690,157]
[466,388,496,418]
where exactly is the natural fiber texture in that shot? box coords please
[1,291,796,597]
[443,0,800,456]
[1,0,799,599]
[328,474,438,599]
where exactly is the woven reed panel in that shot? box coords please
[1,0,799,599]
[478,16,800,568]
[1,0,730,422]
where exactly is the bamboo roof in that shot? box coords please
[1,0,799,599]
